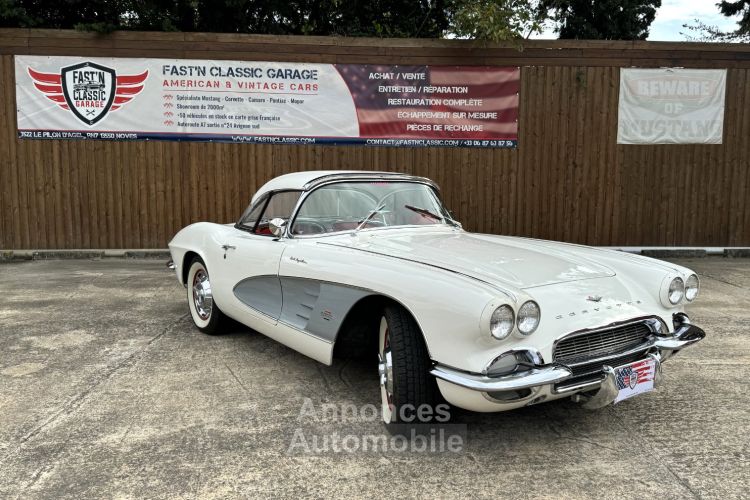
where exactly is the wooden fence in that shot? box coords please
[1,29,748,249]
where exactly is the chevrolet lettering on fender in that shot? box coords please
[167,171,705,425]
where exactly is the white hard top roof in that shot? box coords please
[251,170,437,204]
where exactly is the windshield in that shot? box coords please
[291,181,450,236]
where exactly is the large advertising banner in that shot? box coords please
[15,56,519,148]
[617,68,726,144]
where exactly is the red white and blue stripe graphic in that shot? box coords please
[335,64,519,143]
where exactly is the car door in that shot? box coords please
[212,190,301,329]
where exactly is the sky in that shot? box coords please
[648,0,740,40]
[533,0,742,41]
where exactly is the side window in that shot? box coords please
[238,197,266,230]
[254,191,301,236]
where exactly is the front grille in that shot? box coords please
[553,321,652,364]
[552,320,654,393]
[568,350,646,378]
[554,350,649,392]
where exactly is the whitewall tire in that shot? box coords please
[187,257,227,335]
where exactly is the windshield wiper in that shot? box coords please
[404,205,461,227]
[404,204,443,221]
[355,202,387,232]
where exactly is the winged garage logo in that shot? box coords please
[27,62,148,126]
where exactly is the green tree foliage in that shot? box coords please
[720,0,750,35]
[1,0,681,42]
[683,1,749,42]
[541,0,661,40]
[0,0,454,37]
[0,0,31,27]
[0,0,130,32]
[196,0,453,37]
[450,0,547,41]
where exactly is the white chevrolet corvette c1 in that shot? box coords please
[168,170,705,423]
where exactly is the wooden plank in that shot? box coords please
[155,142,167,244]
[0,55,11,248]
[68,141,82,247]
[50,140,65,247]
[31,139,47,247]
[599,67,617,246]
[145,142,158,246]
[168,144,181,235]
[728,69,750,246]
[94,141,106,247]
[7,53,23,248]
[58,141,73,247]
[0,37,30,49]
[75,142,90,248]
[6,41,750,68]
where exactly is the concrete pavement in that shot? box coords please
[0,258,748,499]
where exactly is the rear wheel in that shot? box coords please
[378,305,437,424]
[187,257,228,335]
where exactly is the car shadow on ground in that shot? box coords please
[217,321,601,437]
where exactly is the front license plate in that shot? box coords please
[613,358,657,404]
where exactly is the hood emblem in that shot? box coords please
[554,300,642,320]
[586,295,603,302]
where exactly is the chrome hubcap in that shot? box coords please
[192,268,213,320]
[378,316,394,422]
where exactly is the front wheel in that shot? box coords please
[378,305,438,424]
[187,257,228,335]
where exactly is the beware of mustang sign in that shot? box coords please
[617,68,727,144]
[15,55,520,148]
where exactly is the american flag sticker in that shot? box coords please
[613,358,656,403]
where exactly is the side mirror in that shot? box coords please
[269,218,287,237]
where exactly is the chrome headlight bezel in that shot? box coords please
[685,274,699,302]
[489,304,515,340]
[516,300,541,336]
[484,349,543,377]
[485,352,522,376]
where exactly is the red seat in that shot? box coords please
[331,221,359,231]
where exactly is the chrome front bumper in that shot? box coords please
[430,316,706,404]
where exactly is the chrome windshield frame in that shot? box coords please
[285,176,451,240]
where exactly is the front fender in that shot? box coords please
[278,239,520,372]
[168,222,232,285]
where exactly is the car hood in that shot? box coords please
[323,229,616,289]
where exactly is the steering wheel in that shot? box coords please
[291,219,328,235]
[362,193,397,227]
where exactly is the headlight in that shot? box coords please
[490,305,515,340]
[668,277,685,304]
[685,274,699,302]
[517,301,540,335]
